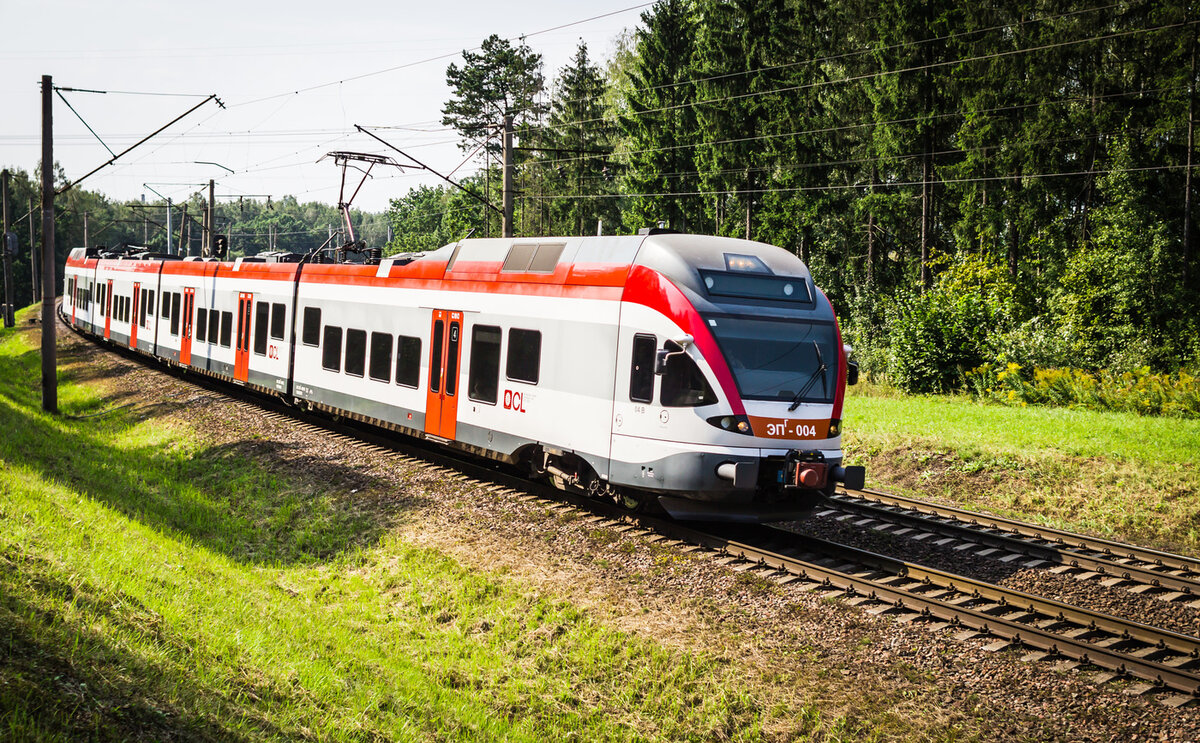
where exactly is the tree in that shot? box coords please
[442,34,547,155]
[618,0,704,232]
[539,41,619,236]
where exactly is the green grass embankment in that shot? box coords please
[0,310,878,741]
[843,386,1200,555]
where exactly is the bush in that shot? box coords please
[885,288,998,394]
[967,363,1200,418]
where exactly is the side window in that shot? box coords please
[220,311,233,348]
[467,325,502,404]
[629,334,656,403]
[140,290,148,326]
[161,291,170,318]
[506,328,541,385]
[170,293,182,335]
[661,352,718,407]
[209,309,220,342]
[322,326,343,371]
[302,307,321,346]
[254,302,270,356]
[147,290,155,317]
[369,332,393,382]
[196,306,208,342]
[345,329,366,377]
[429,320,444,393]
[396,335,421,388]
[445,321,461,396]
[270,303,286,340]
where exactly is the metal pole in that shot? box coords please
[178,203,188,255]
[205,179,214,256]
[40,75,57,413]
[83,211,88,248]
[2,169,13,327]
[502,115,514,238]
[166,198,172,255]
[28,198,38,302]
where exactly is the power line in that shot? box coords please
[524,18,1198,137]
[517,85,1184,171]
[230,3,653,109]
[541,1,1124,114]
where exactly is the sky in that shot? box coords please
[0,0,648,213]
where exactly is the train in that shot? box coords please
[62,230,864,521]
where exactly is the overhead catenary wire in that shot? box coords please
[229,3,654,109]
[522,18,1198,137]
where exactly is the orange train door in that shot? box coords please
[179,288,195,366]
[104,279,113,340]
[130,283,140,349]
[234,292,252,382]
[424,310,463,440]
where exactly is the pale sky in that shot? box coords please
[0,0,647,212]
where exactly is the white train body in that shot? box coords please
[63,232,862,521]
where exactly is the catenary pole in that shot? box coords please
[40,75,57,413]
[28,198,38,302]
[2,170,13,327]
[502,115,514,238]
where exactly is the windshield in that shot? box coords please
[705,315,838,403]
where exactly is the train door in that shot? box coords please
[179,288,195,366]
[104,279,113,340]
[234,292,252,382]
[130,282,140,349]
[424,310,463,440]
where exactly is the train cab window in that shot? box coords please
[661,352,718,407]
[220,311,233,348]
[302,307,321,346]
[270,303,286,340]
[506,328,541,385]
[170,293,182,335]
[467,325,501,404]
[345,329,366,377]
[196,306,208,342]
[369,332,393,382]
[253,302,270,356]
[322,326,343,372]
[396,335,421,388]
[629,334,656,403]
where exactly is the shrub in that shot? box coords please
[967,363,1200,418]
[885,288,998,394]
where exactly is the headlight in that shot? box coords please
[706,414,754,436]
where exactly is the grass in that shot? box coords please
[843,384,1200,555]
[2,309,913,741]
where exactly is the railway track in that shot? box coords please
[58,308,1200,706]
[817,489,1200,607]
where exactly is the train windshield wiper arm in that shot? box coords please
[787,342,826,412]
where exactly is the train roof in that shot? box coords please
[68,233,831,320]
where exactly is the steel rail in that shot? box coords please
[821,492,1200,599]
[844,488,1200,576]
[699,525,1200,695]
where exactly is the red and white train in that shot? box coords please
[63,231,863,521]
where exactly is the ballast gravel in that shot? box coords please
[64,327,1200,743]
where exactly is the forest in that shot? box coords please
[389,0,1200,394]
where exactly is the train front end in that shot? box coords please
[616,233,863,522]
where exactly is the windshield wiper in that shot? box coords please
[787,341,826,412]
